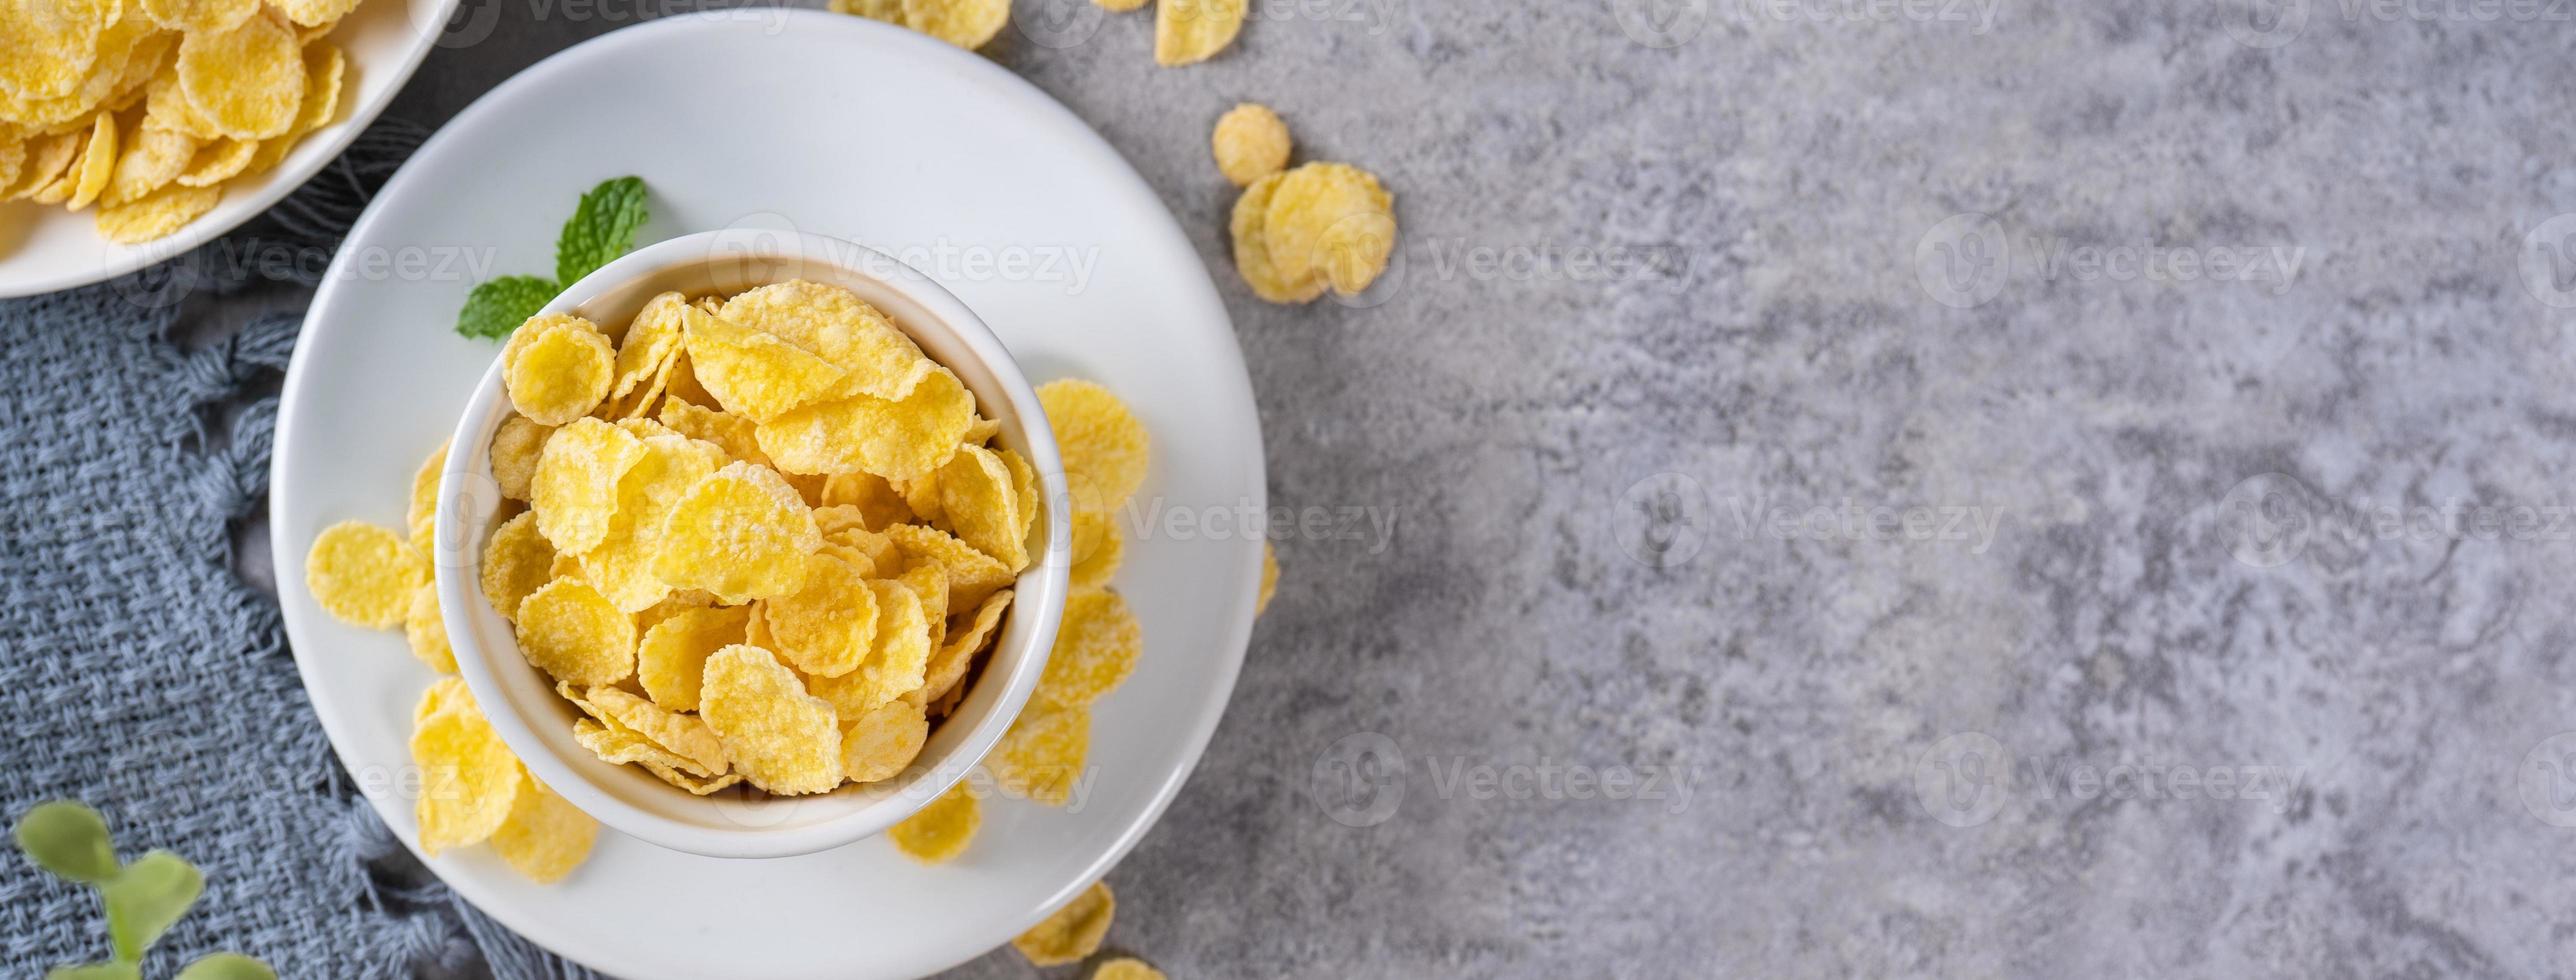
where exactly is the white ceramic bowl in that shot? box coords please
[432,229,1071,860]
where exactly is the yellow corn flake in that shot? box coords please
[762,550,879,678]
[718,280,933,401]
[4,132,81,201]
[175,12,304,140]
[641,762,745,796]
[899,561,949,645]
[411,701,522,857]
[530,417,646,555]
[1094,958,1166,980]
[829,0,906,22]
[820,470,914,530]
[899,0,1010,49]
[403,583,457,674]
[756,366,976,480]
[896,468,943,524]
[916,587,1011,707]
[506,318,614,426]
[478,511,557,620]
[840,699,927,783]
[652,461,822,603]
[579,686,728,776]
[999,446,1038,546]
[93,182,220,244]
[805,578,929,715]
[407,440,448,555]
[0,0,111,101]
[173,135,254,186]
[571,717,702,776]
[1212,102,1290,187]
[933,443,1027,571]
[1264,161,1397,296]
[1230,172,1322,303]
[306,520,424,629]
[140,0,257,34]
[888,781,979,863]
[682,305,849,423]
[579,434,726,612]
[65,110,114,210]
[636,605,749,712]
[989,702,1090,806]
[611,291,689,402]
[415,675,469,727]
[1011,880,1114,966]
[1259,540,1278,615]
[884,522,1014,609]
[103,121,195,207]
[513,578,637,687]
[240,40,341,178]
[1069,509,1122,589]
[700,644,844,795]
[657,400,764,465]
[488,773,598,884]
[271,0,363,27]
[1155,0,1244,66]
[1035,589,1140,709]
[488,415,553,501]
[1036,379,1149,513]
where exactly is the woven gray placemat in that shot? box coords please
[0,119,594,980]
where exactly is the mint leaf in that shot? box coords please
[103,851,203,961]
[456,275,560,340]
[554,176,648,286]
[16,801,117,884]
[176,953,275,980]
[45,963,139,980]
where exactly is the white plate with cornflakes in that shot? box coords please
[0,0,460,299]
[270,11,1264,979]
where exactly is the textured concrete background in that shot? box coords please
[267,0,2576,975]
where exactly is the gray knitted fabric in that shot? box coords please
[0,121,592,980]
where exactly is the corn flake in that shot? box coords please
[580,686,728,776]
[1259,540,1278,615]
[488,415,553,501]
[885,522,1014,609]
[506,317,614,426]
[840,699,928,783]
[636,605,747,712]
[756,366,976,480]
[531,417,645,555]
[700,644,844,795]
[651,461,822,603]
[1069,509,1123,589]
[404,583,457,674]
[763,550,879,678]
[1264,161,1396,296]
[899,0,1010,49]
[307,520,423,629]
[1035,589,1140,709]
[1012,880,1114,965]
[1095,959,1166,980]
[478,511,557,620]
[719,280,933,401]
[683,305,850,423]
[175,12,303,140]
[513,577,637,687]
[889,781,980,863]
[93,182,220,244]
[990,702,1090,806]
[412,702,522,857]
[934,443,1027,571]
[488,774,597,884]
[1212,102,1290,186]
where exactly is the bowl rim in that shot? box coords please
[433,228,1072,860]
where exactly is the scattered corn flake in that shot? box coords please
[763,550,880,678]
[240,40,342,178]
[307,520,424,629]
[885,522,1014,611]
[700,644,844,795]
[1035,589,1140,709]
[407,440,449,555]
[1069,509,1123,589]
[513,577,637,687]
[1259,540,1278,615]
[756,366,977,481]
[1036,379,1149,514]
[478,511,557,620]
[416,675,469,727]
[1264,161,1397,296]
[175,12,304,140]
[719,280,933,401]
[636,605,748,712]
[506,318,615,426]
[840,699,928,783]
[103,120,194,206]
[829,0,907,22]
[989,702,1090,806]
[682,305,849,423]
[1011,880,1115,966]
[488,416,553,501]
[488,773,598,884]
[1095,958,1166,980]
[1229,171,1325,303]
[889,781,980,863]
[935,443,1027,571]
[899,0,1010,49]
[1212,102,1291,187]
[651,461,822,603]
[530,417,646,555]
[93,182,220,244]
[404,583,457,674]
[1155,0,1244,66]
[412,703,522,857]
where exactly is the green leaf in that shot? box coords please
[16,801,117,883]
[102,850,203,961]
[175,953,275,980]
[554,175,649,286]
[45,962,140,980]
[456,275,560,341]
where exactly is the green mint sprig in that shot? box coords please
[15,801,275,980]
[454,175,651,340]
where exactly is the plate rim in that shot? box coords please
[270,11,1266,978]
[0,0,465,299]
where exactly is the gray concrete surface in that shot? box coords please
[294,0,2576,975]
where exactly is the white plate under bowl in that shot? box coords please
[269,13,1264,979]
[0,0,463,298]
